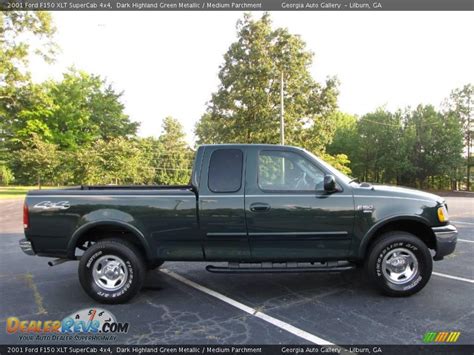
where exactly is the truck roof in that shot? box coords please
[199,143,301,149]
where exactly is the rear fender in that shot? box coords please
[67,220,152,260]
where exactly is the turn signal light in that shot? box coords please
[437,205,449,223]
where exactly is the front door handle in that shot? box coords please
[250,202,271,212]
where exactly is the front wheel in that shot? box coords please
[78,239,146,304]
[366,232,432,297]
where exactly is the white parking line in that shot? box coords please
[161,268,335,345]
[458,238,474,243]
[432,272,474,284]
[452,221,474,226]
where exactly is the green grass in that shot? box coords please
[0,186,59,199]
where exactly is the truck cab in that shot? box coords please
[196,145,355,261]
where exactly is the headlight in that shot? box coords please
[437,205,449,223]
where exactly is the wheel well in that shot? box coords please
[365,219,436,256]
[73,225,148,261]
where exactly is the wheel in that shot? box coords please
[78,239,146,304]
[148,260,165,270]
[366,232,432,297]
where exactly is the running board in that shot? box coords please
[206,261,355,273]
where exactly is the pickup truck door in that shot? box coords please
[198,147,251,260]
[245,148,355,260]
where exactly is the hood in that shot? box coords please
[354,184,444,205]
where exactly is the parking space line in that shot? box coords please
[432,272,474,284]
[452,221,474,226]
[161,268,334,345]
[458,238,474,243]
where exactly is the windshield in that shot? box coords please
[303,149,353,185]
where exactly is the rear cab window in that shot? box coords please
[208,149,243,193]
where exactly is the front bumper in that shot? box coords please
[19,238,35,256]
[432,224,457,261]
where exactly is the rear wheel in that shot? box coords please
[366,232,432,296]
[78,239,146,304]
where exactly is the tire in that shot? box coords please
[366,232,432,297]
[78,239,146,304]
[148,260,165,270]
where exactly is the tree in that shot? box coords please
[0,11,56,86]
[444,84,473,190]
[0,11,57,171]
[153,117,193,185]
[195,13,339,155]
[0,164,14,185]
[73,138,155,185]
[356,109,408,184]
[326,112,358,154]
[3,69,139,151]
[13,134,61,188]
[403,105,463,188]
[326,112,359,176]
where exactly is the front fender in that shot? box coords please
[357,215,433,258]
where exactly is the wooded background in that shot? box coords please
[0,12,472,190]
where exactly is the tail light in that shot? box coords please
[23,203,29,229]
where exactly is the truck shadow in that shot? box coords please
[142,264,377,308]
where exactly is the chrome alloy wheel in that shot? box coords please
[92,255,129,291]
[381,248,419,285]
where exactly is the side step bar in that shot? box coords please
[206,261,356,274]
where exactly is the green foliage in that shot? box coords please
[6,120,194,187]
[11,135,157,187]
[0,11,57,164]
[0,11,57,86]
[403,105,464,188]
[357,109,407,183]
[3,69,138,151]
[0,10,467,192]
[195,13,339,154]
[444,84,473,190]
[142,117,193,185]
[326,112,358,154]
[445,84,473,148]
[321,153,351,176]
[13,134,61,188]
[325,112,358,176]
[0,165,14,185]
[328,106,464,189]
[73,138,155,185]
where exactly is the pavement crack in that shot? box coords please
[20,273,47,315]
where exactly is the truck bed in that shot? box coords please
[27,185,195,196]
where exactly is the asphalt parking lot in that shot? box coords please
[0,195,472,345]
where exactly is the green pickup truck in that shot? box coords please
[21,144,457,303]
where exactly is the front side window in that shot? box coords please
[258,150,325,191]
[208,149,243,193]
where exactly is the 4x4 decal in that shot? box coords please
[33,201,71,210]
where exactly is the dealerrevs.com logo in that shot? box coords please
[6,308,129,341]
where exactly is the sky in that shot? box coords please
[29,11,474,144]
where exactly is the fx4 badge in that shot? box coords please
[33,201,71,210]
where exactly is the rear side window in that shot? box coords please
[208,149,243,193]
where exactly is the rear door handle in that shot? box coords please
[250,202,271,212]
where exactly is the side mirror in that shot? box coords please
[323,174,337,192]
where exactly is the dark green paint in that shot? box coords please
[24,144,451,264]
